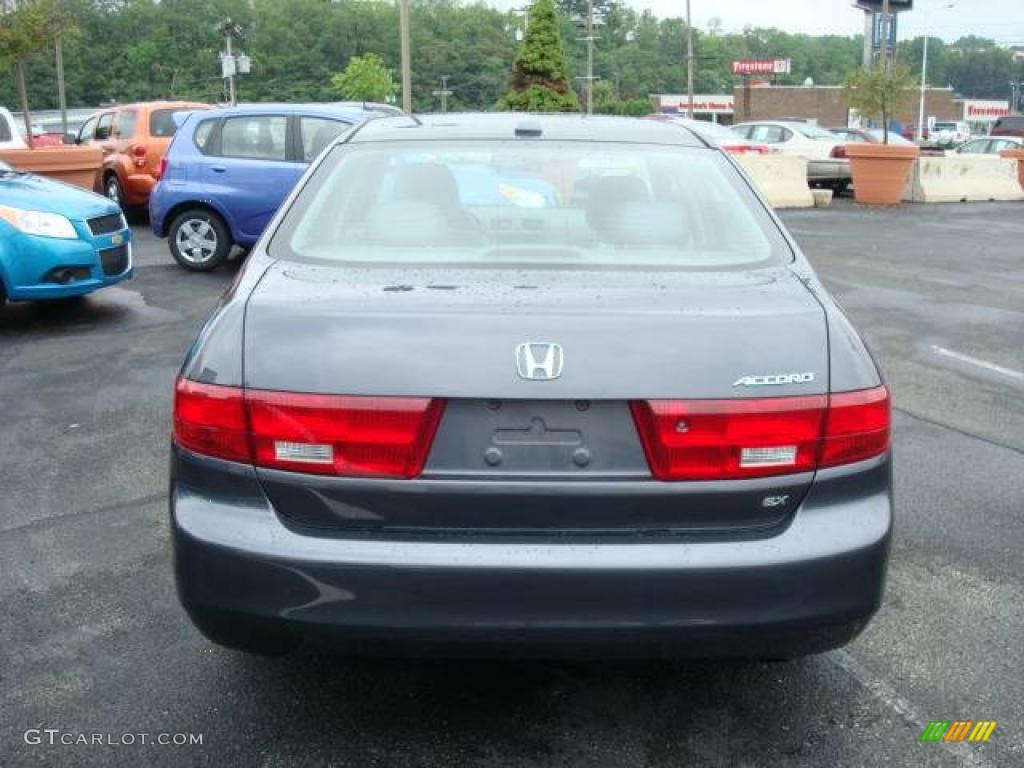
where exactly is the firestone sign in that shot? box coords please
[962,99,1010,122]
[731,59,792,76]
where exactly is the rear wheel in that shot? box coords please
[168,209,232,272]
[104,174,125,208]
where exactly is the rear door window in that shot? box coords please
[94,113,114,141]
[116,110,137,139]
[193,119,217,153]
[220,115,288,161]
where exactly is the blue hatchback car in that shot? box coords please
[149,103,380,271]
[0,160,132,304]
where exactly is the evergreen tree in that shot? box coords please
[497,0,579,112]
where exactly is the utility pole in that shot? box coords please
[685,0,695,118]
[880,0,891,73]
[399,0,412,113]
[585,0,594,115]
[55,37,67,136]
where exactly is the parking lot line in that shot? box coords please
[930,345,1024,383]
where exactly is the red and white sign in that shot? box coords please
[731,59,791,76]
[962,99,1010,122]
[658,94,735,116]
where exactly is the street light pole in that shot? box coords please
[686,0,695,118]
[399,0,412,113]
[917,3,955,142]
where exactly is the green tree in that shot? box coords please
[844,63,916,143]
[330,52,396,102]
[0,0,75,145]
[498,0,578,112]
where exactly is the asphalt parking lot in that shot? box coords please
[2,203,1022,767]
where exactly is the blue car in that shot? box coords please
[149,103,379,271]
[0,160,132,304]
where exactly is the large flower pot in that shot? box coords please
[845,142,920,206]
[998,148,1024,191]
[0,145,103,190]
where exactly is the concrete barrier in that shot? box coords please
[734,154,814,208]
[903,155,1024,203]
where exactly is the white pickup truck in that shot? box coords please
[0,107,29,150]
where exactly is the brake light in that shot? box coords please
[831,145,848,159]
[172,379,445,479]
[155,156,168,180]
[820,387,891,468]
[173,379,250,463]
[722,144,770,155]
[631,386,890,481]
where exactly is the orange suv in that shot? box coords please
[77,101,209,208]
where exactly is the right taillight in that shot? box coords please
[831,145,848,159]
[631,386,890,481]
[819,386,891,468]
[172,378,444,479]
[155,156,168,180]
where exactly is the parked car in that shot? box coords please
[732,120,850,190]
[645,115,770,154]
[171,113,892,658]
[0,159,132,304]
[954,136,1024,154]
[930,121,971,147]
[829,127,948,157]
[150,103,378,271]
[828,127,915,146]
[76,101,209,208]
[989,114,1024,138]
[0,107,28,150]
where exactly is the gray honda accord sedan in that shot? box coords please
[171,113,892,657]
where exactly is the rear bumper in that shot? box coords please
[808,159,851,181]
[171,449,892,658]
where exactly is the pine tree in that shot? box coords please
[497,0,579,112]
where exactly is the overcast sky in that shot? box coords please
[490,1,1024,45]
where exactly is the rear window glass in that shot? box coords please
[149,110,181,138]
[272,141,789,271]
[117,110,137,139]
[0,118,11,142]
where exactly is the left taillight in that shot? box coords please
[630,386,890,481]
[173,379,251,463]
[172,378,444,479]
[831,145,848,159]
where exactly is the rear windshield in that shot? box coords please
[271,141,789,271]
[149,109,181,138]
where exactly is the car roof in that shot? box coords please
[192,102,375,122]
[345,113,709,147]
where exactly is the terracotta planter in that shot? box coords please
[998,148,1024,191]
[845,143,920,206]
[0,145,102,190]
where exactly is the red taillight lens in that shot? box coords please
[172,378,444,479]
[831,145,848,159]
[155,156,168,180]
[820,387,890,468]
[173,379,251,463]
[630,396,826,480]
[631,386,890,481]
[247,391,444,478]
